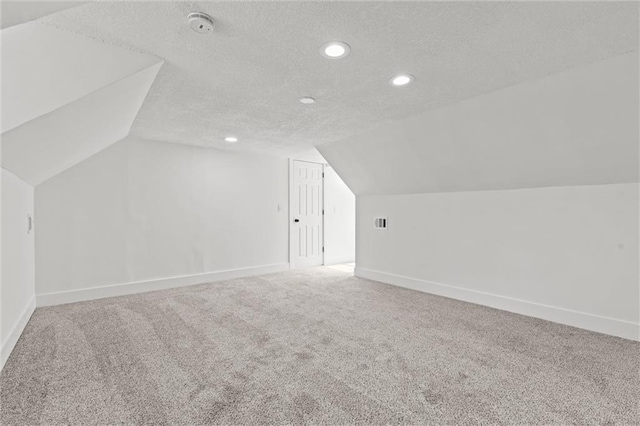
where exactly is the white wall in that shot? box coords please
[318,52,639,340]
[356,183,639,340]
[35,137,290,302]
[324,166,355,265]
[1,168,36,370]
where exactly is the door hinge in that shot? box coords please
[322,172,324,178]
[322,247,324,252]
[322,209,324,215]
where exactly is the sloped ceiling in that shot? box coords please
[0,18,163,185]
[1,63,162,185]
[40,1,639,157]
[1,20,159,133]
[318,52,639,196]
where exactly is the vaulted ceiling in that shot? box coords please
[319,52,639,195]
[39,1,638,157]
[0,19,162,184]
[1,1,638,187]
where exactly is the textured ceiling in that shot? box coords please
[41,1,638,157]
[0,1,87,29]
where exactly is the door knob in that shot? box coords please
[294,219,300,223]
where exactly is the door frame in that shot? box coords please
[288,159,325,269]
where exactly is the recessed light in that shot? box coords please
[300,97,316,104]
[390,74,415,87]
[224,136,238,143]
[320,41,350,59]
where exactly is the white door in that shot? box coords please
[291,160,324,268]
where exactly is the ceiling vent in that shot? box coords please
[188,12,214,34]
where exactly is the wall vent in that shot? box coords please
[374,217,388,230]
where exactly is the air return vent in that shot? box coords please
[374,217,388,230]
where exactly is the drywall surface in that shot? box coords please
[356,183,639,338]
[324,166,355,264]
[1,2,88,29]
[42,2,637,154]
[319,52,639,195]
[1,168,35,369]
[1,63,162,185]
[1,21,159,133]
[35,137,289,295]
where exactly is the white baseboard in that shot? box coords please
[324,256,356,266]
[1,296,36,372]
[37,263,290,307]
[355,267,639,341]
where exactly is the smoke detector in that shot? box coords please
[188,12,214,34]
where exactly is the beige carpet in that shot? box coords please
[1,267,638,425]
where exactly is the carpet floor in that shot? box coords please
[1,266,638,425]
